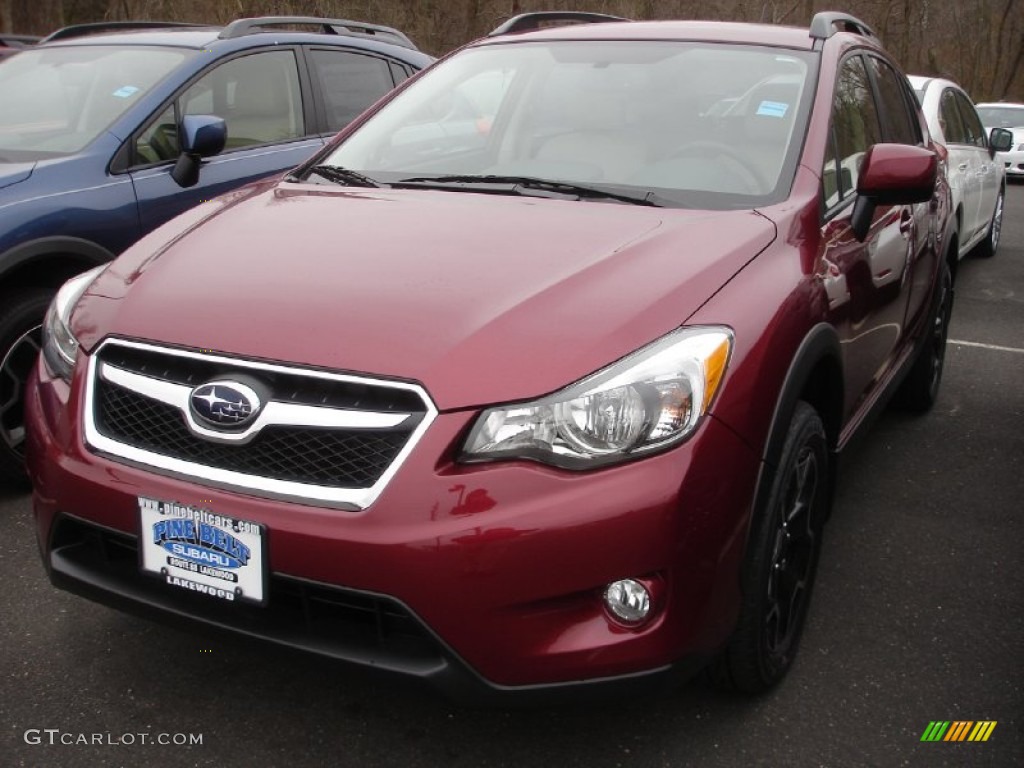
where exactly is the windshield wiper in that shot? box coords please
[299,164,382,188]
[393,174,662,207]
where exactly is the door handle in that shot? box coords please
[899,208,914,237]
[958,163,969,171]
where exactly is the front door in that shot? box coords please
[128,49,324,234]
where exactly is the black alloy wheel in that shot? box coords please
[764,438,821,665]
[0,289,53,484]
[897,259,953,412]
[710,401,829,693]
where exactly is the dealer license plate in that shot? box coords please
[138,497,267,605]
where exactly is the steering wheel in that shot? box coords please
[666,141,768,194]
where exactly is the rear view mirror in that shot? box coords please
[851,143,937,241]
[171,115,227,188]
[989,127,1013,154]
[181,115,227,157]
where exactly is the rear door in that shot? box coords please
[127,48,325,234]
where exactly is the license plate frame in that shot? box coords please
[138,496,267,606]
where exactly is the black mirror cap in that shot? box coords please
[989,127,1014,153]
[171,116,226,188]
[170,153,200,188]
[181,115,227,158]
[856,143,937,206]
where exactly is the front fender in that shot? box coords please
[0,237,116,285]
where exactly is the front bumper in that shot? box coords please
[999,149,1024,176]
[26,354,760,702]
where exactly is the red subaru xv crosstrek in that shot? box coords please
[26,11,953,702]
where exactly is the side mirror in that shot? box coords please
[851,143,937,242]
[171,115,227,188]
[989,127,1013,154]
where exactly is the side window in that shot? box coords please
[310,50,395,133]
[182,50,304,149]
[822,128,842,209]
[824,55,881,207]
[939,89,967,144]
[867,57,919,145]
[135,103,179,164]
[955,91,987,148]
[389,61,411,86]
[133,50,305,165]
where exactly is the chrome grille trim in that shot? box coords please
[83,338,438,509]
[98,362,412,445]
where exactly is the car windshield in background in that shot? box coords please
[323,41,814,208]
[976,105,1024,129]
[0,46,192,159]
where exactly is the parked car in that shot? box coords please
[976,102,1024,180]
[27,11,954,702]
[0,17,432,483]
[0,33,39,59]
[909,76,1013,258]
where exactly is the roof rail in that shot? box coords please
[41,21,204,43]
[809,12,878,42]
[217,16,417,50]
[489,11,629,37]
[0,34,40,47]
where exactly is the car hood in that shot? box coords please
[76,184,776,410]
[0,161,34,191]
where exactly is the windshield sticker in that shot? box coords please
[757,100,789,118]
[112,85,140,99]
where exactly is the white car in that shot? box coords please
[976,102,1024,180]
[910,77,1011,258]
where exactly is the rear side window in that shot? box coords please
[310,50,395,133]
[823,55,881,208]
[939,88,967,144]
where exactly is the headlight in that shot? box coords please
[461,326,732,469]
[42,265,106,381]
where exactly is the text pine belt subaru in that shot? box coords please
[27,11,954,702]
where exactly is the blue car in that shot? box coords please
[0,17,433,482]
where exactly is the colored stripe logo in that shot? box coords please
[921,721,997,742]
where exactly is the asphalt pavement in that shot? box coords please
[2,186,1022,768]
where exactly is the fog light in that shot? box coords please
[603,579,651,625]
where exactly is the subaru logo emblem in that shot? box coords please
[189,381,261,429]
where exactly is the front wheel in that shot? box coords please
[710,401,829,693]
[0,288,54,485]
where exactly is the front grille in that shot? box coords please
[84,339,437,507]
[100,344,425,412]
[50,516,445,670]
[95,379,408,488]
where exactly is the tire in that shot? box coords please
[0,288,54,485]
[896,259,953,412]
[710,401,829,693]
[974,186,1003,258]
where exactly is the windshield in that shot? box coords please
[321,41,814,208]
[0,45,192,159]
[976,105,1024,129]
